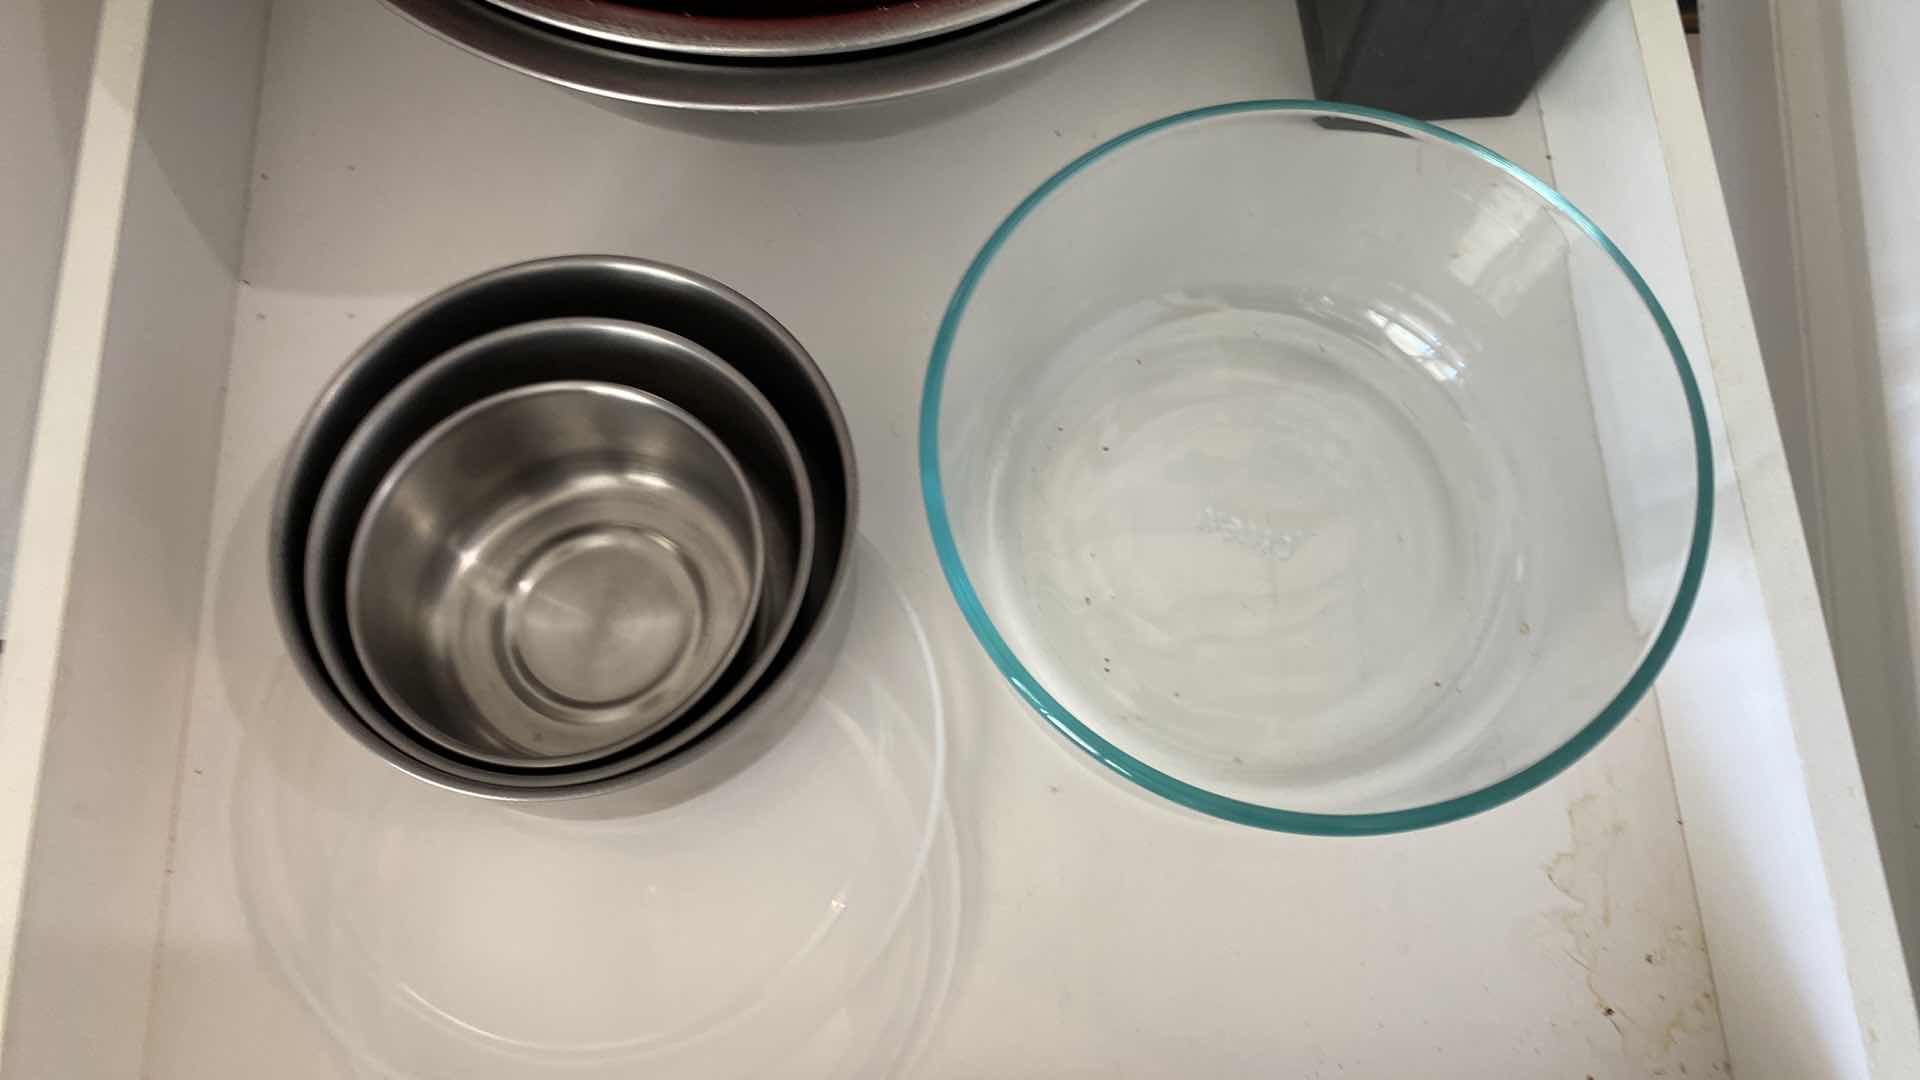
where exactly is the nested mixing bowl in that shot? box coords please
[921,101,1711,832]
[272,256,856,808]
[307,316,814,786]
[347,380,766,768]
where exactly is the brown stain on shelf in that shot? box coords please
[1543,790,1725,1074]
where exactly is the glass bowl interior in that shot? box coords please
[921,101,1710,834]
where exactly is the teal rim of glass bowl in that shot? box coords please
[918,99,1714,835]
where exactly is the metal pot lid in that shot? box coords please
[380,0,1152,112]
[479,0,1042,59]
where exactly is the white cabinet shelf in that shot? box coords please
[2,0,1911,1076]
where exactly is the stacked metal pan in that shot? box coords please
[377,0,1152,111]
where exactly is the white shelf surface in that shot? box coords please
[0,0,103,631]
[0,0,1912,1076]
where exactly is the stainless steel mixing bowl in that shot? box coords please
[348,381,765,768]
[272,257,855,810]
[377,0,1151,112]
[307,316,813,786]
[481,0,1037,59]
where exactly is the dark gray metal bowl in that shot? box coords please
[271,257,855,810]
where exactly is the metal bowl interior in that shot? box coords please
[348,381,766,769]
[482,0,1038,59]
[272,257,855,803]
[307,317,815,786]
[377,0,1151,112]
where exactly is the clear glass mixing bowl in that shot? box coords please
[921,101,1711,833]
